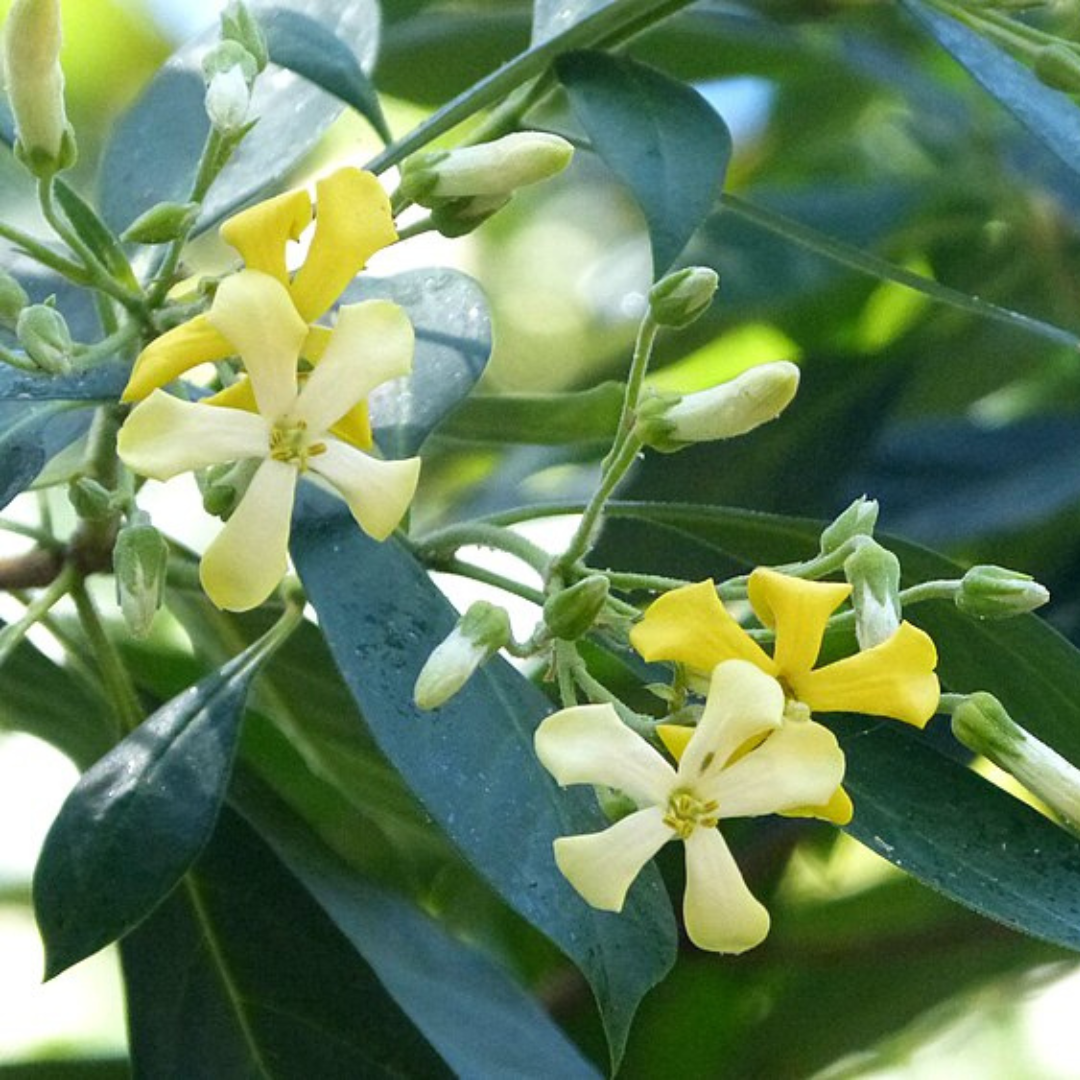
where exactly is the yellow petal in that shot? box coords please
[219,186,312,288]
[780,785,854,826]
[747,567,851,679]
[329,404,373,451]
[657,724,693,762]
[122,314,233,402]
[289,169,397,322]
[203,377,257,412]
[630,580,775,675]
[792,621,940,727]
[200,457,297,611]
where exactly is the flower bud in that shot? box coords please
[952,692,1080,832]
[414,601,511,710]
[428,194,512,238]
[0,270,29,330]
[199,458,259,520]
[648,267,719,328]
[122,201,200,245]
[202,44,256,134]
[844,540,901,650]
[955,565,1049,620]
[635,361,800,452]
[221,1,268,73]
[113,513,169,638]
[16,301,71,373]
[544,574,610,641]
[820,496,879,555]
[1034,44,1080,95]
[68,476,113,521]
[2,0,75,176]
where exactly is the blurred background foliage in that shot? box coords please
[4,0,1080,1076]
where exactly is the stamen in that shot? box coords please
[663,789,719,840]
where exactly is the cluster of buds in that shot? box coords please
[16,299,72,374]
[202,2,268,134]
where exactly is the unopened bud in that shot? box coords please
[544,574,610,640]
[952,692,1080,832]
[428,194,512,238]
[1034,44,1080,95]
[635,361,800,452]
[414,601,511,710]
[122,201,199,245]
[113,514,169,638]
[68,476,113,521]
[17,302,71,373]
[2,0,75,176]
[203,50,253,134]
[844,540,901,649]
[0,271,29,330]
[221,1,268,72]
[820,496,879,555]
[956,565,1049,620]
[648,267,719,328]
[199,458,259,520]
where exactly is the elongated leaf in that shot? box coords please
[0,361,128,402]
[291,489,677,1068]
[532,0,611,43]
[121,809,451,1079]
[235,770,602,1080]
[263,7,392,143]
[0,398,92,511]
[33,629,283,978]
[558,50,731,275]
[53,181,139,292]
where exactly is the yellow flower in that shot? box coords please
[117,269,420,612]
[535,659,845,954]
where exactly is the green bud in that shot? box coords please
[68,476,113,520]
[221,1,268,72]
[596,785,638,823]
[17,301,72,373]
[202,39,258,84]
[122,201,200,245]
[413,601,511,710]
[955,565,1050,620]
[1033,43,1080,95]
[202,43,255,134]
[844,540,901,649]
[820,496,879,555]
[429,194,513,238]
[199,458,259,520]
[544,574,610,640]
[113,515,169,638]
[0,271,29,330]
[648,267,719,329]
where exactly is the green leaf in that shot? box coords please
[532,0,610,44]
[121,808,452,1079]
[0,398,92,511]
[33,628,283,978]
[0,1062,131,1080]
[345,269,493,458]
[52,181,139,292]
[263,7,392,143]
[291,489,677,1069]
[557,50,731,275]
[0,361,128,402]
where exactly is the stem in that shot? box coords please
[0,342,39,372]
[435,557,545,606]
[394,217,439,242]
[555,640,578,708]
[412,522,551,575]
[0,219,91,283]
[603,314,657,473]
[0,563,77,670]
[73,320,141,370]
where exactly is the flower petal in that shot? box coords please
[682,828,770,953]
[792,621,940,727]
[705,718,845,818]
[310,441,419,541]
[294,300,413,435]
[122,314,233,402]
[200,458,297,611]
[553,807,672,912]
[289,169,397,322]
[219,186,312,288]
[747,567,851,679]
[117,391,267,480]
[203,377,257,413]
[630,580,774,675]
[208,270,307,419]
[679,660,785,781]
[535,703,675,806]
[780,784,854,826]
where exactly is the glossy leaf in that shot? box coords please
[291,489,677,1068]
[557,50,731,275]
[0,398,92,512]
[121,808,451,1079]
[263,7,392,143]
[33,629,283,978]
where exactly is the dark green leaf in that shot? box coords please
[0,1062,130,1080]
[53,181,139,292]
[0,398,92,511]
[291,489,677,1069]
[263,7,392,143]
[557,50,731,275]
[121,808,451,1079]
[33,630,280,978]
[0,361,128,402]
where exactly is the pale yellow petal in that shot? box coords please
[310,442,419,541]
[793,621,940,727]
[117,391,267,480]
[219,186,312,287]
[535,703,675,807]
[302,324,374,448]
[289,168,397,322]
[747,567,851,679]
[630,580,774,675]
[203,377,257,412]
[553,807,671,912]
[682,828,770,954]
[200,458,297,612]
[208,270,307,419]
[295,301,413,435]
[122,314,233,402]
[781,785,854,826]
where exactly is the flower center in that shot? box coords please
[663,789,719,840]
[269,417,326,471]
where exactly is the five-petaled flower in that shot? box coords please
[117,269,420,612]
[535,659,845,953]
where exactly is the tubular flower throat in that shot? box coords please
[117,270,421,613]
[535,659,845,954]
